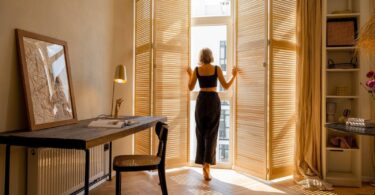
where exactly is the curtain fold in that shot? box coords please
[294,0,322,181]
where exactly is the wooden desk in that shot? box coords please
[0,116,166,195]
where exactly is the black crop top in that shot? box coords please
[195,66,218,88]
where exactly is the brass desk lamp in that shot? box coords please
[111,64,127,118]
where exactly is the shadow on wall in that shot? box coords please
[4,32,28,132]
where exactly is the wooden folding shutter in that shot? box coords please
[134,0,153,155]
[268,0,297,179]
[235,0,268,179]
[153,0,190,167]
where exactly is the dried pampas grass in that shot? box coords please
[357,13,375,52]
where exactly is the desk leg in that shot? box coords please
[84,149,90,195]
[108,142,112,181]
[4,144,10,195]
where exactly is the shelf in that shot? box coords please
[326,95,359,99]
[327,13,360,19]
[326,171,360,180]
[326,146,359,151]
[326,68,359,72]
[326,47,356,51]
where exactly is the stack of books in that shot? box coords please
[346,118,375,128]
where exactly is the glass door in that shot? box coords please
[189,0,233,168]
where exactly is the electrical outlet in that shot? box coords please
[104,143,109,151]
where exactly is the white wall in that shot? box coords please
[111,0,135,174]
[0,0,134,194]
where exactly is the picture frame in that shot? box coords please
[327,18,358,47]
[16,29,77,130]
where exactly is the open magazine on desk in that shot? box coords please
[88,118,139,128]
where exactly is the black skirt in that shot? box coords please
[195,91,221,165]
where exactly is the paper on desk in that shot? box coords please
[88,119,125,128]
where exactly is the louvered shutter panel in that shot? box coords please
[134,0,153,155]
[268,0,297,179]
[153,0,190,167]
[235,0,268,179]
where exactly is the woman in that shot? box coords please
[187,48,237,180]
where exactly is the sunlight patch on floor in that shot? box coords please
[188,167,287,194]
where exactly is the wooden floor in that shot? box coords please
[91,167,375,195]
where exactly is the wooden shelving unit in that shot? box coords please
[322,0,365,187]
[326,46,356,51]
[327,13,360,18]
[326,95,359,99]
[326,68,359,72]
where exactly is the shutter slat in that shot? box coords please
[134,0,152,155]
[153,0,190,167]
[269,0,297,179]
[235,0,267,179]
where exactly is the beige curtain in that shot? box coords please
[294,0,322,181]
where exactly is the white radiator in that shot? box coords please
[27,145,109,195]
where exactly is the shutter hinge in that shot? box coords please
[263,62,267,67]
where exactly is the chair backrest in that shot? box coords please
[155,122,168,164]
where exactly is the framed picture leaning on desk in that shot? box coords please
[15,29,77,130]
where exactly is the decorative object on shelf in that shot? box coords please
[327,18,357,47]
[360,70,375,99]
[346,117,375,127]
[336,86,349,96]
[327,102,336,114]
[327,57,357,69]
[326,102,336,123]
[111,64,127,118]
[338,109,351,123]
[15,29,77,130]
[330,136,356,149]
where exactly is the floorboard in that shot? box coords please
[90,167,375,195]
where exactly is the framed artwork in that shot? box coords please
[327,18,358,47]
[16,29,77,130]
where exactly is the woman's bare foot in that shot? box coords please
[203,163,212,181]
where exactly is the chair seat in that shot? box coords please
[113,155,161,171]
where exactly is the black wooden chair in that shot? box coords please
[113,122,168,195]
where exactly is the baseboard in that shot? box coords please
[72,174,110,195]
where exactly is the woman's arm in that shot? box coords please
[217,66,238,90]
[187,67,197,91]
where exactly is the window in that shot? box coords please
[134,0,297,179]
[219,144,229,162]
[192,0,231,17]
[191,25,227,92]
[189,0,233,167]
[219,40,227,71]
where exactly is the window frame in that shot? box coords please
[189,0,235,169]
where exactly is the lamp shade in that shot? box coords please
[114,64,127,83]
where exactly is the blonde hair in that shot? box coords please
[199,48,214,64]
